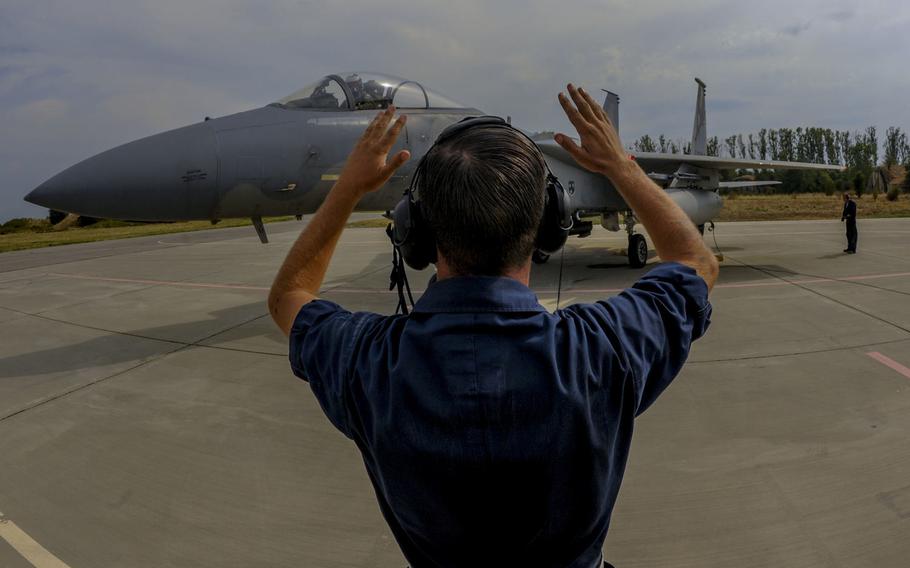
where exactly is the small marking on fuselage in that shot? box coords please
[181,169,208,182]
[320,174,341,181]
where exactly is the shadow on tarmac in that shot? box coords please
[0,302,280,378]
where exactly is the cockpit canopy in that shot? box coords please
[273,72,467,110]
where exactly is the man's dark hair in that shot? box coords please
[418,126,547,276]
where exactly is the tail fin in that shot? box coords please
[602,90,619,132]
[691,78,707,155]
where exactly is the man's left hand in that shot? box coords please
[337,106,410,196]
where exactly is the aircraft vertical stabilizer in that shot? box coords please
[691,78,707,155]
[602,90,619,132]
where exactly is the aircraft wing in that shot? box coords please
[631,152,846,173]
[537,140,845,175]
[718,180,781,189]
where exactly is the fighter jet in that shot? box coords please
[25,71,843,266]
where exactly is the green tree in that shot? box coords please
[853,171,867,197]
[866,126,879,165]
[724,135,737,158]
[884,127,906,167]
[706,136,720,157]
[634,134,657,153]
[779,128,794,161]
[839,131,852,165]
[819,171,836,196]
[824,129,840,165]
[781,169,804,193]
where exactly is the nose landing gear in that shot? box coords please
[627,233,648,268]
[624,212,648,268]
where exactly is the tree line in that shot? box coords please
[631,126,910,197]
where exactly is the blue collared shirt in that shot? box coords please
[289,262,711,568]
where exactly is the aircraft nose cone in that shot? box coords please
[23,122,218,221]
[24,181,57,209]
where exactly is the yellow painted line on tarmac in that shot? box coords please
[320,173,341,181]
[0,512,71,568]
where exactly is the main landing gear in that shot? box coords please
[531,212,648,268]
[625,212,648,268]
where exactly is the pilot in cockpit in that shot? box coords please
[344,74,364,100]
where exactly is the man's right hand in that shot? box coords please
[554,84,630,180]
[553,82,719,291]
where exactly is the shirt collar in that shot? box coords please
[412,276,546,314]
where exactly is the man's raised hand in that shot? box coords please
[554,84,629,180]
[338,106,411,196]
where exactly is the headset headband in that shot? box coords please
[407,116,565,210]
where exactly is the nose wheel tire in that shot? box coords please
[532,250,551,265]
[628,234,648,268]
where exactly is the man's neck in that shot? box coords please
[435,256,532,286]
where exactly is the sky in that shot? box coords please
[1,0,908,221]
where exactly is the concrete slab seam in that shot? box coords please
[0,344,187,423]
[725,255,910,336]
[1,304,284,358]
[689,337,910,365]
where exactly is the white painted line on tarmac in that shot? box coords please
[867,352,910,380]
[0,513,71,568]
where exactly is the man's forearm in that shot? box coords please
[268,182,360,331]
[267,106,409,336]
[608,162,718,289]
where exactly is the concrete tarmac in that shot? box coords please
[1,216,909,567]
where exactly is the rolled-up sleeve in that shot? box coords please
[289,300,365,438]
[567,262,712,415]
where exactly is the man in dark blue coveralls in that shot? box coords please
[268,85,719,568]
[841,192,858,253]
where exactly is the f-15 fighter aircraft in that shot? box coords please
[25,72,843,267]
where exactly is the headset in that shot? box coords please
[390,116,573,271]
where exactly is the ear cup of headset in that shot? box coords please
[392,195,437,270]
[534,177,572,255]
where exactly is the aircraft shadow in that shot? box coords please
[0,302,281,379]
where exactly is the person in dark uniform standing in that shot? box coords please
[841,193,858,253]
